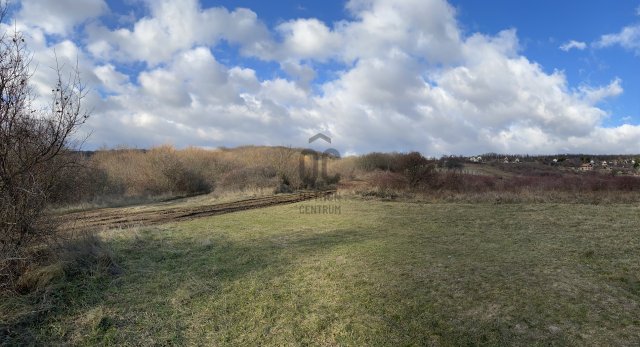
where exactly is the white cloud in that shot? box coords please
[578,78,623,104]
[559,40,587,52]
[5,0,640,155]
[310,26,628,154]
[18,0,107,35]
[276,19,341,61]
[339,0,463,64]
[86,0,273,65]
[594,24,640,55]
[280,61,316,90]
[81,46,312,148]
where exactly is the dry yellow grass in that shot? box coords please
[4,199,640,345]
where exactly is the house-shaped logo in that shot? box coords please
[309,133,331,144]
[300,133,340,181]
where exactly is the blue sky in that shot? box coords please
[451,0,640,127]
[6,0,640,155]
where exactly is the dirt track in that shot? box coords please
[58,191,335,232]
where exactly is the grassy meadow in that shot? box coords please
[3,198,640,345]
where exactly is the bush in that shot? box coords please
[1,7,88,286]
[438,156,464,170]
[48,156,109,205]
[326,156,358,180]
[371,171,408,191]
[149,146,212,195]
[274,183,294,194]
[358,152,399,172]
[408,164,437,188]
[219,166,278,191]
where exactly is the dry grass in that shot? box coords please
[5,232,119,295]
[1,230,118,344]
[3,199,640,345]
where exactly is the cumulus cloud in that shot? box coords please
[594,24,640,55]
[94,64,132,95]
[6,0,640,155]
[339,0,463,64]
[82,46,312,148]
[276,19,342,61]
[310,26,627,154]
[559,40,587,51]
[17,0,107,35]
[85,0,273,65]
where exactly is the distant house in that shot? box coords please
[579,163,593,171]
[514,158,520,163]
[469,156,482,163]
[602,161,608,167]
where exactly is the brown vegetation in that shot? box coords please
[329,151,640,203]
[50,145,339,209]
[50,146,640,210]
[1,5,88,290]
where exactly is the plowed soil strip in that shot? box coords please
[58,191,335,232]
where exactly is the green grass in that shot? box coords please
[3,199,640,345]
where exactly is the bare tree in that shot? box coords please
[0,4,89,287]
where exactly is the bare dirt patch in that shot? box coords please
[57,191,335,232]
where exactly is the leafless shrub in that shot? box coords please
[219,166,278,191]
[371,171,408,191]
[148,146,212,194]
[1,5,89,287]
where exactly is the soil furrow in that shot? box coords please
[57,191,334,232]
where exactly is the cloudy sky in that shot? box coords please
[4,0,640,155]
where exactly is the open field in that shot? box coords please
[3,198,640,345]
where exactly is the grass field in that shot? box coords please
[3,198,640,345]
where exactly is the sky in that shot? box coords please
[3,0,640,156]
